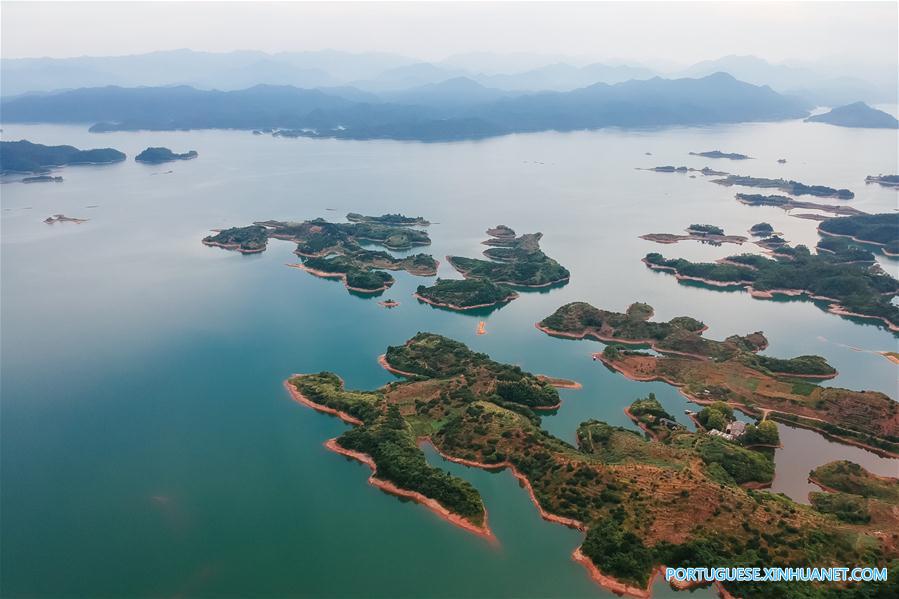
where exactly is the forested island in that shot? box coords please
[537,301,899,456]
[415,278,518,310]
[805,102,899,129]
[134,147,198,163]
[809,461,899,525]
[640,224,747,246]
[749,222,774,236]
[642,247,899,331]
[865,174,899,188]
[446,226,570,287]
[735,193,864,216]
[715,176,855,199]
[689,150,751,160]
[287,333,898,598]
[203,216,437,294]
[346,213,430,226]
[0,139,125,173]
[818,213,899,256]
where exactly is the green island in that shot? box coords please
[446,226,570,287]
[642,246,899,332]
[415,278,519,311]
[203,217,437,294]
[134,147,198,163]
[817,213,899,257]
[805,102,899,130]
[346,212,430,226]
[287,333,898,598]
[749,222,774,236]
[641,224,747,246]
[689,150,752,160]
[736,193,864,217]
[715,176,855,200]
[808,461,899,528]
[537,301,899,456]
[0,139,125,174]
[865,174,899,188]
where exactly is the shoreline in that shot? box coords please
[377,354,420,378]
[592,353,899,458]
[283,377,363,426]
[446,256,570,288]
[413,291,518,311]
[324,438,494,540]
[286,263,393,294]
[201,239,267,254]
[644,260,899,333]
[534,322,712,361]
[536,375,583,390]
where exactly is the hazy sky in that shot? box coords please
[2,1,897,68]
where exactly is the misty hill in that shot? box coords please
[379,77,516,108]
[0,74,811,141]
[475,62,656,91]
[1,140,125,173]
[804,102,899,129]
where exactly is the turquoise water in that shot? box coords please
[2,121,897,597]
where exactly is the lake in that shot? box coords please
[1,120,896,597]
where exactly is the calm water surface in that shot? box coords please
[2,121,897,597]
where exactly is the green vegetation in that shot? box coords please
[447,226,570,287]
[810,492,870,524]
[644,248,899,330]
[687,224,725,235]
[696,402,734,431]
[291,333,899,597]
[741,420,780,446]
[202,225,270,253]
[415,278,517,310]
[692,436,774,485]
[203,217,438,294]
[339,404,485,524]
[736,193,863,217]
[134,147,197,163]
[816,236,876,264]
[809,461,899,503]
[714,175,854,199]
[818,213,899,252]
[346,213,430,226]
[0,139,125,173]
[539,301,899,455]
[866,174,899,188]
[750,222,774,236]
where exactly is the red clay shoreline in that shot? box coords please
[377,354,420,378]
[324,438,495,540]
[283,377,363,425]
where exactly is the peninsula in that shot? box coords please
[537,302,899,456]
[134,147,198,163]
[447,226,570,287]
[643,246,899,331]
[805,102,899,129]
[817,213,899,257]
[715,176,854,199]
[735,193,864,216]
[287,333,898,598]
[0,140,125,174]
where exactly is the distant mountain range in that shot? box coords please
[0,73,811,142]
[2,49,894,107]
